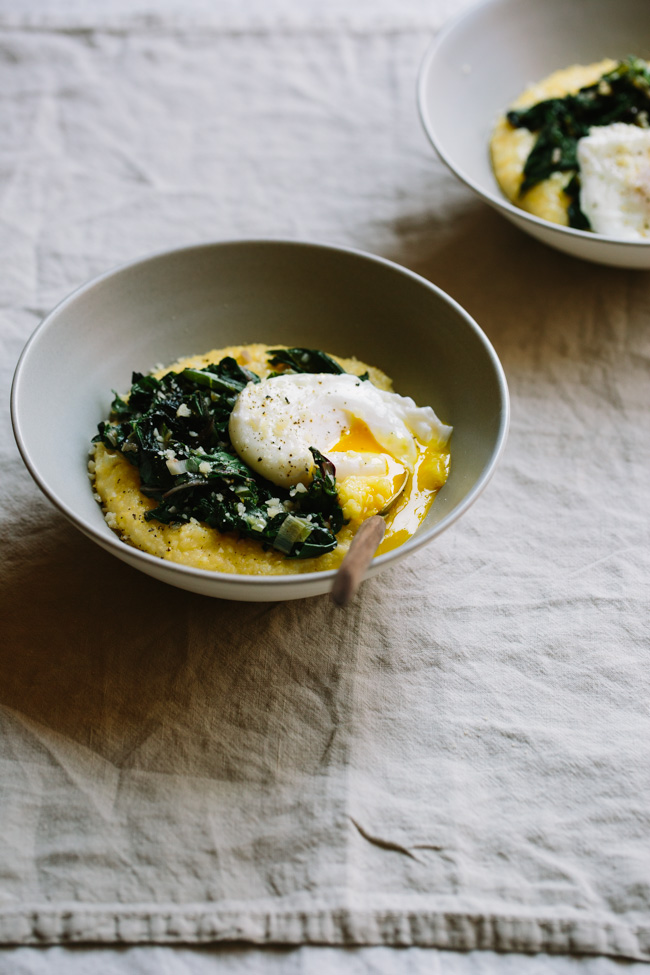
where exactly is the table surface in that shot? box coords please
[1,0,649,972]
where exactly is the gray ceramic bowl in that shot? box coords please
[418,0,650,268]
[11,239,509,601]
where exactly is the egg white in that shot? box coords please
[578,122,650,239]
[228,372,452,489]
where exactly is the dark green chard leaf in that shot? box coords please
[564,173,591,231]
[267,347,347,375]
[109,391,133,418]
[184,448,256,482]
[213,356,261,388]
[93,354,351,559]
[506,56,650,228]
[297,448,345,537]
[285,521,342,559]
[127,372,163,412]
[182,356,259,394]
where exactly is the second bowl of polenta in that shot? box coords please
[418,0,650,267]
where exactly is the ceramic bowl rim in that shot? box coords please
[11,237,510,594]
[416,0,650,251]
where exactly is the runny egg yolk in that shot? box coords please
[329,417,451,553]
[376,443,450,554]
[328,417,449,554]
[329,417,408,502]
[228,372,452,552]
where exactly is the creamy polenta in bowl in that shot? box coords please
[90,343,453,576]
[418,0,650,267]
[490,57,650,238]
[11,239,509,601]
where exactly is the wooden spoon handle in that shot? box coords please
[330,515,386,608]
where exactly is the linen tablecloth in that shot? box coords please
[2,1,649,972]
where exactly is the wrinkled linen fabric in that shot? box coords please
[1,0,650,967]
[1,947,650,975]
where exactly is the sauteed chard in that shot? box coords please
[507,56,650,228]
[268,347,370,381]
[93,349,347,559]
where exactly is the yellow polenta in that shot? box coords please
[90,343,450,576]
[490,59,616,225]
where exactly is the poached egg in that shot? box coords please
[228,372,452,489]
[578,122,650,239]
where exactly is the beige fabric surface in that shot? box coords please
[1,0,650,960]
